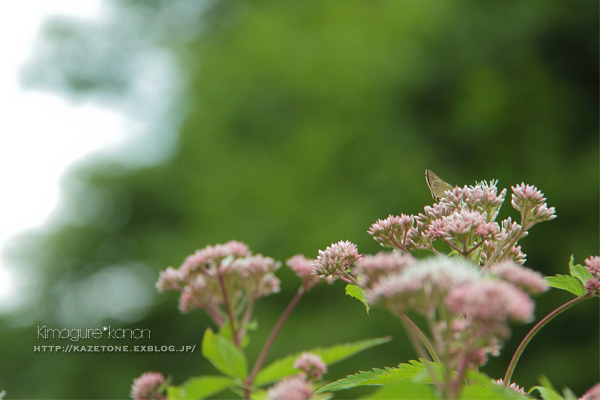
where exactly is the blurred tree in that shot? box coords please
[2,0,597,398]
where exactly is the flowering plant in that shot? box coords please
[311,179,598,399]
[132,240,388,400]
[131,177,598,400]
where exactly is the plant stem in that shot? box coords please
[217,273,240,348]
[246,288,305,388]
[398,313,441,364]
[503,294,590,385]
[398,314,443,396]
[340,270,359,285]
[450,352,470,399]
[238,297,256,340]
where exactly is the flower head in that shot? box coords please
[425,209,500,242]
[490,261,548,295]
[286,255,322,290]
[180,240,251,277]
[580,383,600,400]
[157,241,281,324]
[368,214,416,250]
[230,255,281,298]
[511,183,556,225]
[445,181,507,221]
[585,256,600,278]
[445,280,534,325]
[293,353,327,380]
[130,372,164,400]
[267,376,313,400]
[367,257,480,313]
[156,267,181,292]
[354,252,415,289]
[584,277,600,296]
[313,240,361,277]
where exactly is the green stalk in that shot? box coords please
[503,294,591,385]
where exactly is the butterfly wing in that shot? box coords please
[425,169,454,201]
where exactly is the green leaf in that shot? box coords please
[570,267,592,286]
[545,275,586,297]
[448,249,462,258]
[461,384,527,399]
[201,328,247,379]
[346,284,370,314]
[562,387,577,400]
[254,336,391,387]
[360,381,436,399]
[530,375,563,400]
[315,360,434,394]
[530,386,563,400]
[568,255,593,284]
[166,386,182,400]
[219,319,253,349]
[179,376,236,399]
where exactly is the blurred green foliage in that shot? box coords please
[2,0,598,398]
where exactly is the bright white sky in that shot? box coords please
[0,1,127,311]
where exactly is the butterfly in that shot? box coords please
[425,169,454,201]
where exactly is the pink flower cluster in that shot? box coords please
[367,214,416,251]
[353,251,414,287]
[585,256,600,277]
[366,257,480,314]
[268,351,326,399]
[312,240,361,278]
[445,280,534,325]
[358,255,543,369]
[156,241,281,317]
[511,183,556,228]
[580,383,600,400]
[286,255,324,290]
[293,353,327,380]
[582,256,600,295]
[267,375,313,400]
[367,179,556,269]
[424,209,501,243]
[130,372,164,400]
[445,180,507,219]
[489,261,549,294]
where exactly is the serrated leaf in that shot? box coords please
[568,254,577,270]
[545,275,586,297]
[360,381,436,399]
[530,375,563,400]
[201,328,247,379]
[456,370,527,399]
[315,360,434,394]
[179,376,236,399]
[461,383,527,399]
[254,336,391,387]
[570,265,592,285]
[346,284,370,314]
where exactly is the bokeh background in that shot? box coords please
[1,0,598,398]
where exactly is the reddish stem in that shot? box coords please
[217,273,240,348]
[246,288,305,388]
